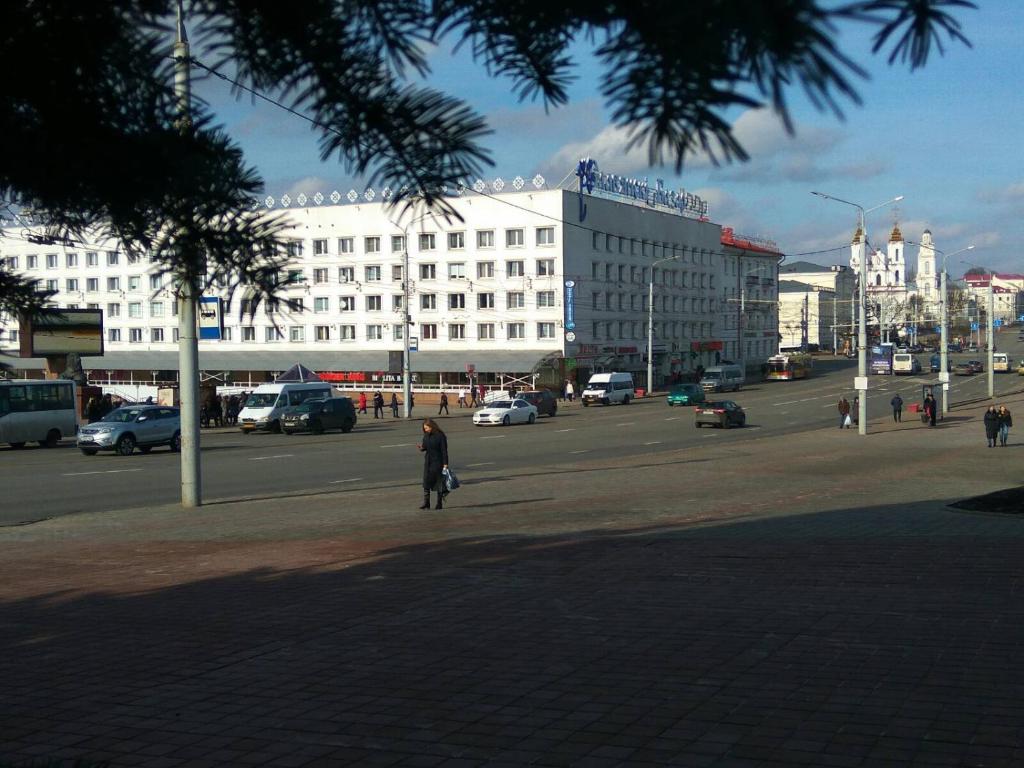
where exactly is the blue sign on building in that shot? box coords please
[564,280,576,330]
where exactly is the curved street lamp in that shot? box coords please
[647,255,680,395]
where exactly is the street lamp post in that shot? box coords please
[960,258,995,400]
[936,245,973,414]
[811,192,904,435]
[647,255,679,395]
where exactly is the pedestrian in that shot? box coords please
[478,383,485,404]
[837,396,851,429]
[390,393,400,417]
[457,388,467,408]
[227,395,239,425]
[996,404,1012,447]
[373,391,385,419]
[409,392,415,417]
[469,386,479,408]
[85,396,101,423]
[565,380,574,402]
[923,393,937,427]
[852,396,860,426]
[417,418,449,510]
[438,391,449,416]
[890,393,903,423]
[100,393,114,417]
[984,405,999,447]
[357,392,368,415]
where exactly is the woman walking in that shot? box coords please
[417,418,449,510]
[390,393,400,418]
[984,406,999,448]
[997,405,1012,447]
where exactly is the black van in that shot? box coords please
[281,397,357,434]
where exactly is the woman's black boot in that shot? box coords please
[434,492,444,510]
[419,493,430,510]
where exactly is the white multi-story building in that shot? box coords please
[1,175,746,389]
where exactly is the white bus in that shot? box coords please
[0,379,78,449]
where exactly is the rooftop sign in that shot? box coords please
[575,158,709,222]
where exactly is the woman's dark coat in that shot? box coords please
[420,431,449,491]
[984,409,1000,439]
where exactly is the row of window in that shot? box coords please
[591,261,715,290]
[590,235,714,263]
[303,258,555,286]
[5,252,138,271]
[591,321,715,341]
[297,227,556,258]
[591,292,717,314]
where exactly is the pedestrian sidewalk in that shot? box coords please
[2,394,1024,768]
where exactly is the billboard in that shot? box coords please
[19,308,104,357]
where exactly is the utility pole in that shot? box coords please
[832,292,837,354]
[988,277,995,399]
[174,0,201,507]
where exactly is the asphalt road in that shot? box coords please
[3,337,1022,525]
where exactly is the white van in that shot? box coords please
[700,365,745,392]
[993,352,1010,373]
[892,353,921,375]
[238,382,333,433]
[582,372,635,406]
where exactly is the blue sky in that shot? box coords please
[193,2,1024,276]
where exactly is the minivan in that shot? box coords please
[700,365,744,393]
[238,382,334,433]
[581,372,635,406]
[893,353,921,375]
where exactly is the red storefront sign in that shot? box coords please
[690,341,724,352]
[319,371,368,382]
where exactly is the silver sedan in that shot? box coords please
[472,398,538,426]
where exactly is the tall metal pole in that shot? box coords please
[988,278,995,399]
[402,241,411,418]
[174,1,201,507]
[646,274,655,395]
[856,210,867,435]
[940,265,949,414]
[832,292,837,354]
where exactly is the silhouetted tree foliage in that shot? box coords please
[0,0,975,315]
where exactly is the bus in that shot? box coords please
[0,379,78,448]
[764,353,813,381]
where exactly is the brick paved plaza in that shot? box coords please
[2,397,1024,767]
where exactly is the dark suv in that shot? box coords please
[518,390,558,417]
[281,397,357,434]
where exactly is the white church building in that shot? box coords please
[850,220,910,340]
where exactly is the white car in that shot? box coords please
[472,398,538,426]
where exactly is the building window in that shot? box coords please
[338,266,355,283]
[366,324,383,340]
[478,323,495,340]
[477,230,495,249]
[339,324,356,340]
[266,327,284,342]
[393,325,404,341]
[419,263,436,280]
[108,328,121,342]
[314,297,330,313]
[127,302,142,319]
[66,278,78,292]
[285,269,305,285]
[86,252,98,267]
[448,262,466,279]
[242,326,255,342]
[107,302,121,318]
[537,290,555,308]
[150,275,161,290]
[421,323,438,339]
[6,329,18,343]
[507,322,525,340]
[507,260,524,277]
[365,265,381,282]
[478,293,495,309]
[536,227,555,246]
[86,278,99,292]
[418,233,436,251]
[107,277,120,291]
[392,265,404,282]
[339,296,356,312]
[286,298,304,313]
[536,259,555,276]
[477,261,494,279]
[285,240,303,257]
[150,301,164,317]
[366,295,382,312]
[420,294,436,311]
[448,232,465,250]
[45,279,58,292]
[391,235,405,253]
[449,293,465,310]
[289,326,305,342]
[46,253,59,269]
[506,229,524,247]
[313,238,329,256]
[364,236,381,254]
[26,255,38,269]
[315,325,331,341]
[128,276,141,291]
[127,328,142,343]
[448,323,466,340]
[107,252,119,266]
[392,294,404,310]
[537,322,556,339]
[222,327,232,341]
[313,268,329,284]
[151,328,164,342]
[65,253,78,268]
[506,291,525,309]
[4,256,17,270]
[338,237,354,254]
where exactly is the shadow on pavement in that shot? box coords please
[3,499,1024,767]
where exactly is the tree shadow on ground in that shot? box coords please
[2,500,1024,767]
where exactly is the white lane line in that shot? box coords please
[644,441,662,445]
[380,443,414,448]
[664,417,680,421]
[616,422,635,427]
[480,435,506,439]
[248,454,294,461]
[773,400,800,406]
[329,477,364,484]
[570,449,588,454]
[822,403,837,408]
[554,428,576,432]
[701,433,717,438]
[63,468,144,477]
[467,461,495,467]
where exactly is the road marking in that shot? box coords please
[664,417,680,421]
[248,454,294,461]
[644,441,662,445]
[329,477,364,484]
[63,469,144,476]
[379,443,414,448]
[467,461,495,467]
[570,449,588,454]
[554,428,575,432]
[480,435,506,439]
[773,400,800,406]
[616,422,635,426]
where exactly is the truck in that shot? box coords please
[870,343,894,375]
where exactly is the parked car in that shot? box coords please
[667,383,706,406]
[953,362,974,376]
[77,405,181,456]
[472,398,538,426]
[281,397,356,434]
[694,400,746,429]
[517,390,558,417]
[967,359,984,373]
